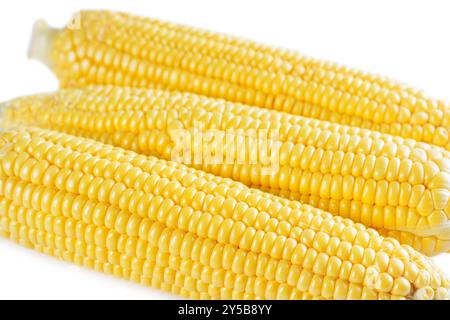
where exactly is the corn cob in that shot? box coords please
[0,126,448,300]
[28,10,450,150]
[3,86,450,256]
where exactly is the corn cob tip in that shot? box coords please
[0,100,8,117]
[28,19,59,68]
[0,101,10,129]
[0,99,19,129]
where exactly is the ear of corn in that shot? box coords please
[0,126,448,300]
[3,86,450,255]
[29,10,450,150]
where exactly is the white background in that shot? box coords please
[0,0,449,299]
